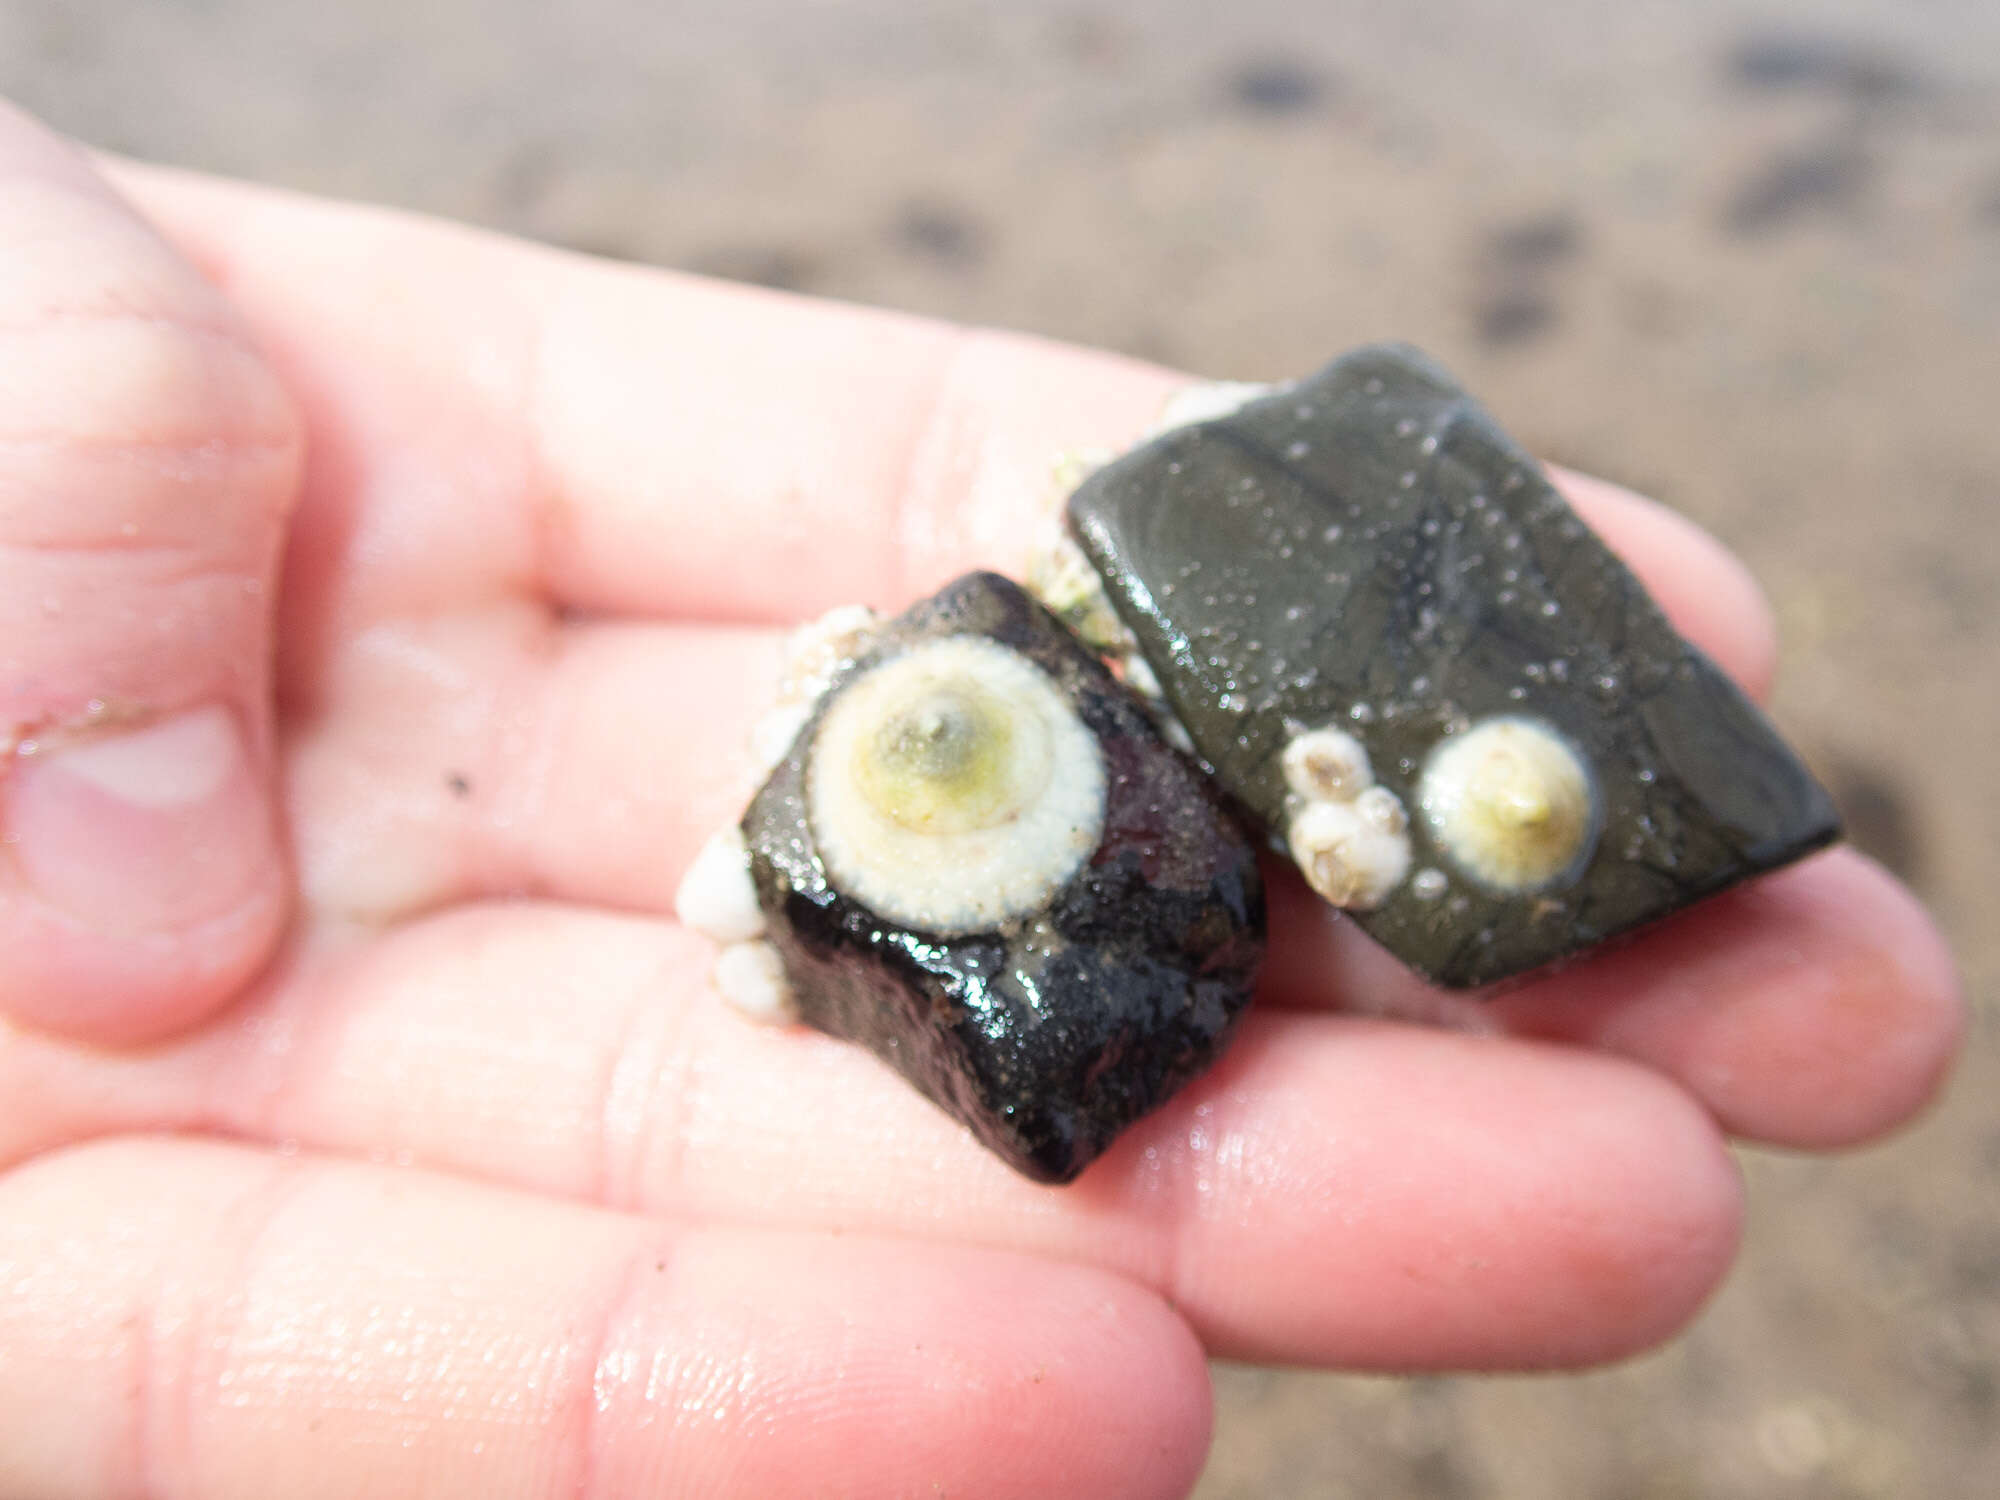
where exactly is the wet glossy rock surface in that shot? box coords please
[742,572,1265,1183]
[1067,343,1841,987]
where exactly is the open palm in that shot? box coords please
[0,105,1961,1499]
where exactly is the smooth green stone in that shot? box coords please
[1067,343,1841,987]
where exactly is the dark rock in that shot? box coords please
[1066,343,1841,988]
[741,572,1265,1182]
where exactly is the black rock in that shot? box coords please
[1067,343,1841,987]
[741,572,1265,1183]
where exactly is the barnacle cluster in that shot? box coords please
[1279,725,1412,910]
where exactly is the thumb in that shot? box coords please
[0,103,299,1043]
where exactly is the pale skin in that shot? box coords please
[0,99,1964,1498]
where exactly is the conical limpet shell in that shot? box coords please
[807,636,1106,935]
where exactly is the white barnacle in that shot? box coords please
[1121,652,1163,701]
[673,826,766,944]
[1281,725,1375,803]
[713,939,797,1024]
[1286,798,1413,910]
[806,636,1107,934]
[1278,722,1412,908]
[1354,784,1409,835]
[1417,716,1599,892]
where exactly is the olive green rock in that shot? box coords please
[1067,343,1841,987]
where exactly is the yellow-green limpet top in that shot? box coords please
[1418,716,1599,892]
[807,636,1107,934]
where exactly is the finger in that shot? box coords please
[0,108,300,1042]
[1260,847,1963,1148]
[1484,850,1964,1147]
[268,612,775,921]
[106,162,1775,697]
[0,1136,1210,1500]
[277,544,1760,928]
[1,906,1741,1369]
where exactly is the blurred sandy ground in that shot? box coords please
[5,0,1994,1492]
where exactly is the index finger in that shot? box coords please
[104,161,1778,696]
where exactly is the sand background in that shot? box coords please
[5,1,1995,1493]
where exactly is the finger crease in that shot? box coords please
[135,1151,307,1498]
[629,970,702,1219]
[595,965,688,1216]
[567,1228,682,1500]
[514,287,565,606]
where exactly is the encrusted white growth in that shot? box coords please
[807,635,1107,935]
[1020,522,1196,751]
[777,603,880,705]
[1158,713,1196,757]
[1410,867,1450,901]
[673,827,766,944]
[713,939,796,1024]
[1122,654,1163,701]
[1418,716,1599,892]
[1282,726,1374,804]
[1025,447,1208,758]
[1279,722,1413,910]
[1354,784,1409,834]
[1144,380,1275,439]
[1025,526,1134,656]
[748,603,884,775]
[1049,446,1116,498]
[1287,800,1414,910]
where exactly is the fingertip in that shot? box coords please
[627,1237,1216,1500]
[1835,853,1969,1143]
[1539,1051,1745,1365]
[0,882,289,1047]
[1743,852,1963,1148]
[0,106,298,1046]
[1680,851,1965,1151]
[1496,849,1966,1151]
[1151,1017,1744,1371]
[0,704,290,1044]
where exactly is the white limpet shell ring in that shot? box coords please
[806,636,1107,935]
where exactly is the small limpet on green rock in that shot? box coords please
[1418,716,1599,894]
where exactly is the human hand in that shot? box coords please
[0,102,1962,1498]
